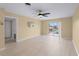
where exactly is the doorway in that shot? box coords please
[4,16,16,43]
[48,22,61,38]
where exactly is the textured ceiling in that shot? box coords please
[0,3,79,20]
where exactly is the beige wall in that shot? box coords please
[0,9,5,49]
[17,16,41,41]
[72,7,79,54]
[0,8,41,49]
[41,17,72,39]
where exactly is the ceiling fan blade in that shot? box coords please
[38,13,42,16]
[38,14,48,17]
[44,13,50,15]
[37,12,50,17]
[25,3,31,6]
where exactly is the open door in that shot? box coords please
[4,16,16,43]
[48,22,61,39]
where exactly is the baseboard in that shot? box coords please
[72,40,79,56]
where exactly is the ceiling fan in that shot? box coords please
[25,3,50,17]
[37,10,50,17]
[38,13,50,17]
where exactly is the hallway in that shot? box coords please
[0,35,77,56]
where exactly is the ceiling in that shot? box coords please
[0,3,79,20]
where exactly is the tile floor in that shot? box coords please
[0,35,77,56]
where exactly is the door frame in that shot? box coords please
[48,21,62,39]
[3,16,17,43]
